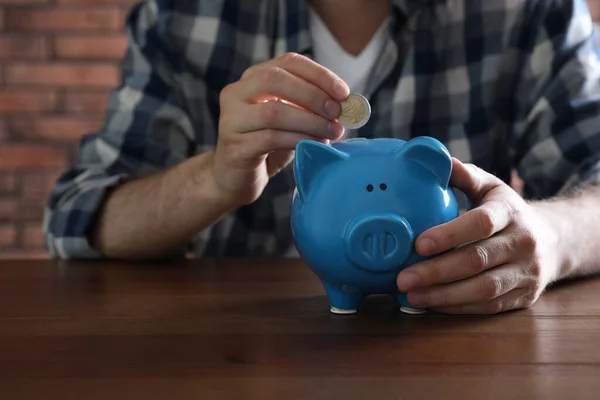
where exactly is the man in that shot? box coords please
[44,0,600,315]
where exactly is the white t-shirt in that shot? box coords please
[284,8,390,258]
[309,6,390,95]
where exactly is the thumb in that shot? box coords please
[450,158,504,205]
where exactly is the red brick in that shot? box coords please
[0,36,49,60]
[18,199,46,221]
[0,199,18,220]
[589,0,600,20]
[5,64,119,88]
[0,250,48,259]
[64,90,111,113]
[54,35,128,60]
[71,142,81,162]
[0,145,66,168]
[20,169,63,199]
[0,174,16,194]
[0,224,17,248]
[21,223,44,248]
[10,117,103,141]
[0,90,57,114]
[6,9,125,31]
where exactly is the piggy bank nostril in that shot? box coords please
[345,214,414,272]
[361,234,373,257]
[382,232,396,257]
[361,232,397,259]
[380,183,387,191]
[366,184,374,192]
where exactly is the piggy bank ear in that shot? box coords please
[294,140,348,200]
[394,136,453,189]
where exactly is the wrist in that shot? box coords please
[186,151,239,215]
[530,200,577,281]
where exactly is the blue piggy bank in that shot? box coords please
[290,136,460,315]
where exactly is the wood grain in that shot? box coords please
[0,259,599,399]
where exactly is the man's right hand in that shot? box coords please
[212,52,350,206]
[90,53,349,260]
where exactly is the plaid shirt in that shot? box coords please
[44,0,600,259]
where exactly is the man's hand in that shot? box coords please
[213,52,349,207]
[396,158,563,315]
[91,52,349,260]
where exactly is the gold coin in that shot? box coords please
[339,93,371,129]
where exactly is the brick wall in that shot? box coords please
[590,0,600,20]
[0,0,599,259]
[0,0,136,258]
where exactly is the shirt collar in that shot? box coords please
[284,0,447,55]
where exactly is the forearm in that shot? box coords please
[533,184,600,281]
[91,151,234,260]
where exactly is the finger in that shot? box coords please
[238,65,342,120]
[242,52,350,101]
[406,264,524,309]
[449,158,505,205]
[266,150,295,177]
[236,100,344,139]
[239,129,329,159]
[415,198,514,256]
[397,233,516,292]
[431,287,536,315]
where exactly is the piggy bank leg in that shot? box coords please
[396,292,426,315]
[323,282,363,314]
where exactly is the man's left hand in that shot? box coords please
[396,158,561,315]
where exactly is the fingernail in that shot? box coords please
[399,272,420,291]
[332,80,349,100]
[324,99,340,119]
[328,122,344,139]
[408,292,428,307]
[418,238,435,255]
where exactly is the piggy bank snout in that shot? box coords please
[345,214,414,273]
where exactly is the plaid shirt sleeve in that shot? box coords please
[505,0,600,199]
[43,0,196,259]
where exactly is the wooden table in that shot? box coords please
[1,259,599,399]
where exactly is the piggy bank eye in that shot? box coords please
[380,183,387,191]
[366,184,374,192]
